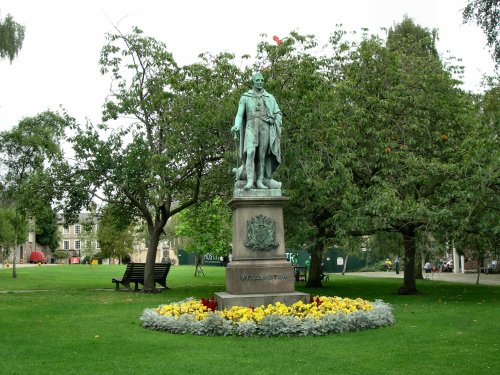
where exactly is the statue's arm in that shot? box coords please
[231,96,246,133]
[273,100,282,127]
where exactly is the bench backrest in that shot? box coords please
[153,263,171,279]
[126,263,171,281]
[121,263,134,279]
[129,263,146,281]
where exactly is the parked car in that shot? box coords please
[29,251,47,264]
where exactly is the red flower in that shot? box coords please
[310,295,323,307]
[273,35,282,45]
[201,295,218,311]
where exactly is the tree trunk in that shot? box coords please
[476,256,481,285]
[143,226,161,293]
[415,255,424,280]
[342,253,349,275]
[306,237,324,288]
[194,253,205,276]
[398,225,418,295]
[12,207,19,279]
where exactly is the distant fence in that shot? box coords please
[177,248,380,272]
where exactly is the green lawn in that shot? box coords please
[0,265,498,375]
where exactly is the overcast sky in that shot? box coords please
[0,0,496,132]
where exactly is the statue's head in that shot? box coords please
[251,72,264,90]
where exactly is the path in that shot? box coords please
[345,271,500,286]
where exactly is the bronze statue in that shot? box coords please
[231,73,282,190]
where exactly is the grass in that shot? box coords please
[0,265,499,375]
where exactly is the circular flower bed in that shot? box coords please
[140,296,395,337]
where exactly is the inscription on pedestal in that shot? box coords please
[240,273,289,281]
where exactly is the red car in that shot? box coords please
[29,251,47,264]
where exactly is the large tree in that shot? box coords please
[246,31,364,287]
[448,79,499,283]
[176,196,232,275]
[0,13,25,63]
[338,18,481,294]
[60,27,240,291]
[96,204,134,262]
[0,205,27,264]
[0,111,66,276]
[34,203,60,252]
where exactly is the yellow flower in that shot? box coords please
[155,296,374,322]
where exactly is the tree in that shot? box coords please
[339,18,481,294]
[176,196,232,276]
[61,27,240,291]
[247,31,364,287]
[463,0,500,65]
[34,203,60,252]
[0,111,66,277]
[0,205,27,265]
[96,204,134,262]
[448,79,499,283]
[335,236,364,275]
[0,13,25,63]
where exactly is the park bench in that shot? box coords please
[112,262,171,291]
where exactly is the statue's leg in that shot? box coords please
[256,124,269,189]
[264,157,273,180]
[244,147,255,190]
[256,162,268,189]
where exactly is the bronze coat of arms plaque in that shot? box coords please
[244,214,279,251]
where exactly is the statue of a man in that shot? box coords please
[231,72,282,190]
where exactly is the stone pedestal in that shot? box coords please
[215,189,309,310]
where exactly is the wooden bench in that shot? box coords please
[112,262,171,291]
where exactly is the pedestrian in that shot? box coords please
[424,261,432,273]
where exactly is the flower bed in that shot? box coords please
[140,296,395,337]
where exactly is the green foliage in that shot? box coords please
[34,203,60,251]
[446,78,500,262]
[248,19,487,294]
[0,111,67,275]
[0,205,27,259]
[365,233,404,259]
[52,250,68,260]
[463,0,500,65]
[337,18,480,293]
[0,13,25,63]
[0,111,68,217]
[96,204,134,260]
[249,31,359,287]
[62,27,242,290]
[175,196,231,256]
[386,16,439,57]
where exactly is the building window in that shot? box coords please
[63,240,70,250]
[74,225,81,235]
[85,240,92,249]
[75,240,81,250]
[28,232,34,243]
[63,226,70,234]
[96,241,100,249]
